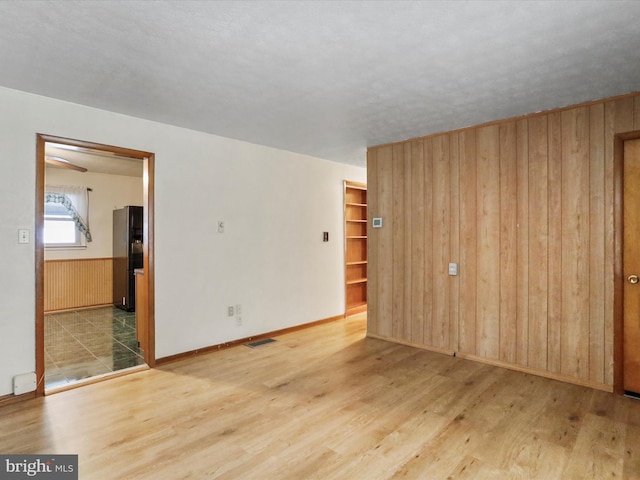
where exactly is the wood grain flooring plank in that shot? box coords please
[508,436,568,479]
[624,423,640,479]
[562,413,627,479]
[446,455,503,479]
[389,417,482,479]
[2,313,640,479]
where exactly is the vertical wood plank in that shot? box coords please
[499,121,517,364]
[423,138,434,346]
[392,144,405,339]
[516,119,530,367]
[547,112,563,373]
[589,103,605,384]
[450,133,460,352]
[366,148,378,334]
[366,92,640,389]
[528,115,549,371]
[377,145,394,338]
[561,106,590,380]
[609,97,634,137]
[432,134,451,349]
[44,259,114,311]
[410,141,425,345]
[403,142,413,341]
[476,125,500,359]
[458,130,476,354]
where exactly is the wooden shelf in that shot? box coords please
[344,180,367,316]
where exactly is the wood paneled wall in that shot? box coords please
[44,258,113,312]
[367,92,640,390]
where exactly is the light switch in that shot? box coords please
[18,229,30,244]
[217,221,225,233]
[448,263,458,276]
[372,218,383,228]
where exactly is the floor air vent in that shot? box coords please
[246,338,277,348]
[624,390,640,400]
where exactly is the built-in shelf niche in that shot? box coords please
[344,181,367,316]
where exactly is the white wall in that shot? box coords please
[44,168,143,260]
[0,86,366,396]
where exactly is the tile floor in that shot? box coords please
[45,306,145,390]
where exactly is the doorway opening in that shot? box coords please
[35,134,155,395]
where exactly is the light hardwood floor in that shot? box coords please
[1,313,639,479]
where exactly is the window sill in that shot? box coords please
[45,245,87,251]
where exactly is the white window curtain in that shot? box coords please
[44,184,92,242]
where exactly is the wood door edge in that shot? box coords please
[615,130,640,395]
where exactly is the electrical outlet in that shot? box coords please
[236,316,242,326]
[228,306,234,317]
[236,304,242,315]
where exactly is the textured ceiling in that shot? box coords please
[45,144,143,177]
[1,1,640,167]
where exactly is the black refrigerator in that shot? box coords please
[113,206,143,312]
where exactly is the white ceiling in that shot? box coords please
[2,1,640,168]
[45,143,143,177]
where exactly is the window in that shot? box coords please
[44,186,92,249]
[44,202,85,247]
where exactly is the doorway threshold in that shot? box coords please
[45,364,149,395]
